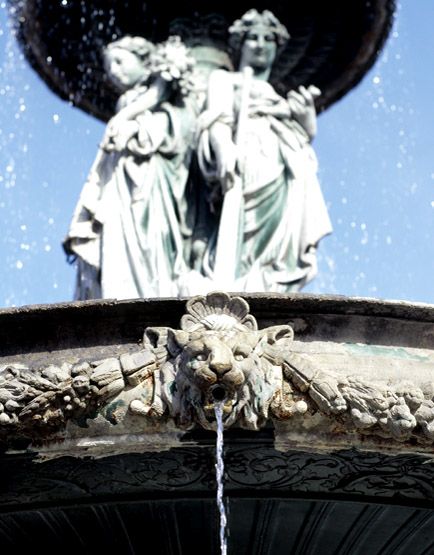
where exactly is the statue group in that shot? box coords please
[64,9,332,299]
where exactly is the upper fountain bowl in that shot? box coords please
[8,0,395,121]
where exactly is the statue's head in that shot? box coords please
[103,35,195,100]
[103,36,155,91]
[229,10,289,72]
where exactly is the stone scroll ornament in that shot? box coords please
[1,292,434,442]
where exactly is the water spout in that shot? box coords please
[214,401,227,555]
[211,385,226,402]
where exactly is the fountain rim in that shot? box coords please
[0,292,433,324]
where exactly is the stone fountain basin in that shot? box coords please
[0,293,433,553]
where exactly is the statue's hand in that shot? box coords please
[107,114,123,135]
[249,98,290,118]
[101,118,119,151]
[103,120,139,152]
[287,85,321,139]
[215,142,238,194]
[191,238,207,271]
[209,120,237,193]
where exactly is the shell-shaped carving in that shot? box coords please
[181,292,257,332]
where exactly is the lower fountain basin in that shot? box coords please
[0,293,433,553]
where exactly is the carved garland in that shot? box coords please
[1,292,434,443]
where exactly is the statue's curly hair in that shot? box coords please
[229,9,290,53]
[104,35,155,62]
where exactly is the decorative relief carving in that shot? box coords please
[1,292,434,444]
[136,291,305,431]
[0,447,433,508]
[282,353,434,441]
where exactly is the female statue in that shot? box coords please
[192,9,332,293]
[64,36,198,299]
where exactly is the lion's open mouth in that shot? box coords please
[202,385,233,419]
[210,385,226,402]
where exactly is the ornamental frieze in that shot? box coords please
[1,292,434,446]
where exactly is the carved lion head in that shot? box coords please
[144,293,294,430]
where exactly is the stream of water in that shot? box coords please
[215,401,227,555]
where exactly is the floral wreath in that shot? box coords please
[149,36,196,98]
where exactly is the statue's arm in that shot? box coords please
[205,70,237,188]
[116,77,169,122]
[287,85,321,141]
[102,77,169,152]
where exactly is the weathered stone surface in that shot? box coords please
[1,441,434,554]
[0,292,433,456]
[0,292,434,553]
[2,445,434,506]
[120,350,156,386]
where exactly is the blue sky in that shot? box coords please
[0,2,433,307]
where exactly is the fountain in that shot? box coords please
[1,1,434,554]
